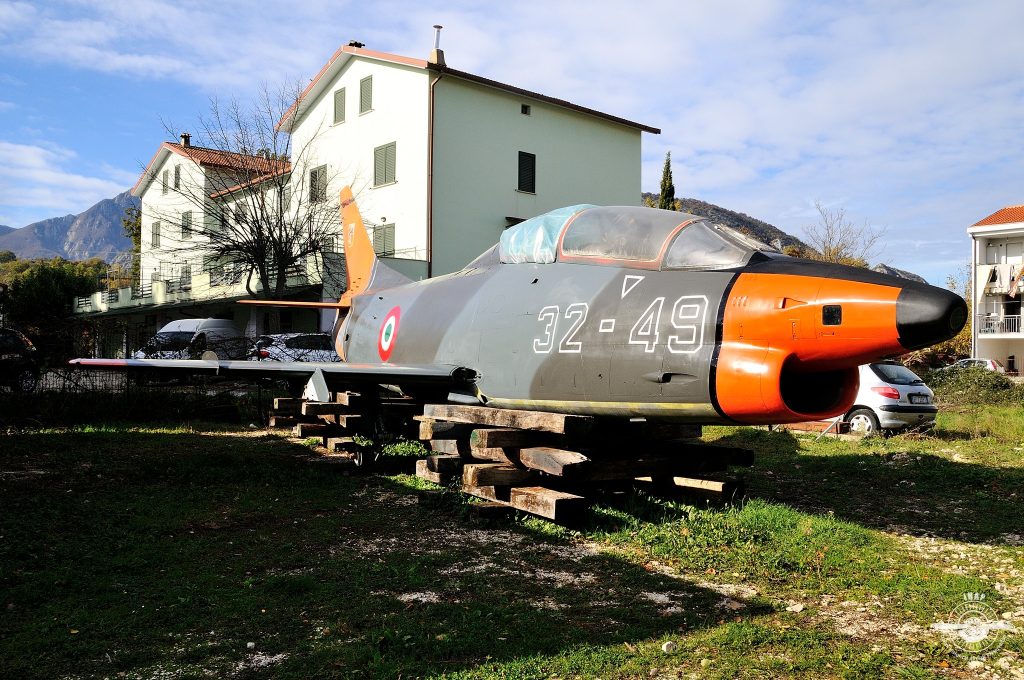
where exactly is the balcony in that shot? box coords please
[977,314,1022,335]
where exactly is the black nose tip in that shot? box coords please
[896,285,968,350]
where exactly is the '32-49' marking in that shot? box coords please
[532,295,708,355]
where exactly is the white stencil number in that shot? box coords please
[667,295,708,354]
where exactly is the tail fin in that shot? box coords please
[339,186,376,307]
[338,185,411,307]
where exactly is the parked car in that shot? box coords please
[0,327,40,392]
[249,333,340,362]
[844,362,937,435]
[940,357,1006,373]
[134,319,247,360]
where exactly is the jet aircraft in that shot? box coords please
[73,187,967,426]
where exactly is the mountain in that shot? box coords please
[872,263,927,284]
[0,191,137,264]
[0,225,13,237]
[642,193,808,250]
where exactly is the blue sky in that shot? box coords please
[0,0,1021,284]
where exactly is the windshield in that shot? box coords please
[560,206,690,263]
[870,363,925,385]
[663,221,754,270]
[151,332,194,352]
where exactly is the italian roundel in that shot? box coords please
[377,306,401,361]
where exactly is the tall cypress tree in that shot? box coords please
[658,151,676,210]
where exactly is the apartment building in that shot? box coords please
[968,204,1024,374]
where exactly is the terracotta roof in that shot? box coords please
[132,142,290,196]
[278,45,659,134]
[973,205,1024,227]
[210,166,291,199]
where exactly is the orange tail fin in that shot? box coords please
[339,186,377,308]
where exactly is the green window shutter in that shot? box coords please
[360,76,372,113]
[161,170,168,194]
[173,165,181,189]
[310,165,327,202]
[152,221,161,248]
[374,224,395,256]
[333,88,346,124]
[518,151,536,193]
[181,211,192,239]
[373,142,396,186]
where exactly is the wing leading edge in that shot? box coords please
[69,358,477,388]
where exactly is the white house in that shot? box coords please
[72,42,659,348]
[968,204,1024,374]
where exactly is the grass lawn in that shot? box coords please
[1,409,1022,679]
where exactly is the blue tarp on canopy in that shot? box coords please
[498,204,595,264]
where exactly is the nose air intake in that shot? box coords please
[896,285,968,350]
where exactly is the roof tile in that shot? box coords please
[973,205,1024,227]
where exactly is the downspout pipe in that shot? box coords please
[427,68,444,279]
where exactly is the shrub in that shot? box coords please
[923,367,1021,405]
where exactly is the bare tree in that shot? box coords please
[141,83,347,309]
[802,201,885,267]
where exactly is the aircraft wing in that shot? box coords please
[69,358,477,389]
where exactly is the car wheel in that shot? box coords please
[847,408,880,436]
[14,369,38,393]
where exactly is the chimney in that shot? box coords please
[429,25,445,66]
[348,40,365,48]
[180,132,191,147]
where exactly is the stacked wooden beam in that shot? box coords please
[413,404,752,523]
[266,393,368,456]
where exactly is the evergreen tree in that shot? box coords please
[658,151,676,210]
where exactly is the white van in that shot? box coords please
[134,319,246,360]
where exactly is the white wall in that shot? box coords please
[288,57,431,259]
[139,152,210,284]
[430,77,644,274]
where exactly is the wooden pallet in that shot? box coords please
[413,404,749,523]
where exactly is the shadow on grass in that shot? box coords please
[712,428,1024,544]
[0,428,774,679]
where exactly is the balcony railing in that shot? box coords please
[977,314,1022,334]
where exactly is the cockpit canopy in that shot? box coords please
[497,205,776,270]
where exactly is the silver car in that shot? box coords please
[844,362,937,435]
[249,333,341,363]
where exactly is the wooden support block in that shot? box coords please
[274,397,304,410]
[462,463,534,487]
[636,475,743,497]
[415,459,452,485]
[462,485,511,503]
[423,404,593,436]
[470,427,544,449]
[268,415,299,428]
[302,402,355,417]
[418,420,476,441]
[335,391,360,405]
[429,439,472,456]
[518,447,591,477]
[426,454,463,474]
[509,486,588,522]
[466,446,516,463]
[325,437,354,452]
[293,422,329,438]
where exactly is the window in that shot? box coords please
[373,224,396,256]
[310,165,327,202]
[521,104,531,115]
[181,211,192,239]
[822,305,843,326]
[333,88,346,124]
[518,151,536,193]
[173,165,181,190]
[151,221,161,248]
[359,76,372,113]
[218,209,228,230]
[161,170,168,195]
[373,142,396,186]
[282,186,292,213]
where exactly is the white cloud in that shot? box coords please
[0,140,130,227]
